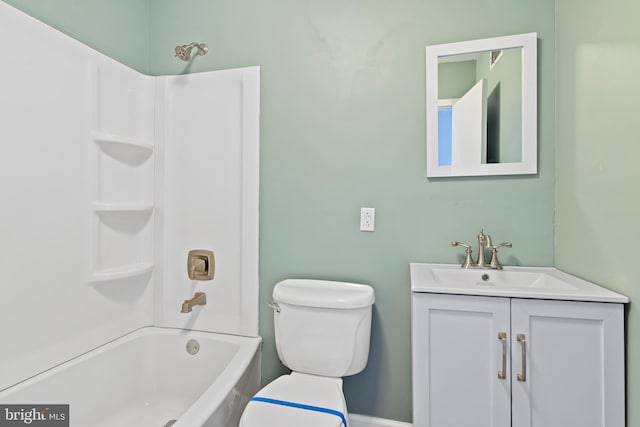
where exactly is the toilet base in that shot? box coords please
[240,372,348,427]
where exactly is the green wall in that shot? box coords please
[2,0,557,423]
[555,0,640,425]
[2,0,150,74]
[147,1,555,421]
[438,60,477,99]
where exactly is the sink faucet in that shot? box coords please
[485,234,513,269]
[452,229,511,269]
[181,292,207,313]
[476,229,489,268]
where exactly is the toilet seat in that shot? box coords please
[240,372,348,427]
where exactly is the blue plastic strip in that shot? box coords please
[250,396,347,426]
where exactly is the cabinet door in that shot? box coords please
[511,299,625,427]
[412,293,511,427]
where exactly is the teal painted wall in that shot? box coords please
[147,1,555,421]
[2,0,557,422]
[2,0,149,74]
[438,61,477,99]
[555,1,640,425]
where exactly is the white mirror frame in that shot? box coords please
[426,32,537,178]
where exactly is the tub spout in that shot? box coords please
[181,292,207,313]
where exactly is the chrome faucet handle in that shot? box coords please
[493,242,512,249]
[489,242,512,269]
[452,241,475,269]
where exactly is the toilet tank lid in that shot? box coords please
[273,279,375,309]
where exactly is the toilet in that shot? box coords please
[239,279,375,427]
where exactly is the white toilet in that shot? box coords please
[239,279,375,427]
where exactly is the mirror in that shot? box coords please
[426,32,537,177]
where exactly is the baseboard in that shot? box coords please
[349,413,412,427]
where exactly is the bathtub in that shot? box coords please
[0,327,261,426]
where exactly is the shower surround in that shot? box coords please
[0,0,260,397]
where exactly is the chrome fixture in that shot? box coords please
[517,333,527,382]
[485,234,513,269]
[267,301,281,313]
[450,241,475,269]
[181,292,207,313]
[452,229,512,269]
[185,339,200,355]
[475,229,489,268]
[187,249,215,280]
[174,42,208,61]
[497,332,507,380]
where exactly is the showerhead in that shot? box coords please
[174,42,208,61]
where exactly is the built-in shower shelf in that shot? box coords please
[92,202,154,213]
[92,131,154,154]
[89,67,154,287]
[89,262,154,283]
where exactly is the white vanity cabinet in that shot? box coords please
[411,292,625,427]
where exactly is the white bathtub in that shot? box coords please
[0,327,261,427]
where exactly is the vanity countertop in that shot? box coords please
[410,263,629,303]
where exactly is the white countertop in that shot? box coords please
[410,263,629,303]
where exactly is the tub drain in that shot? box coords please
[164,420,177,427]
[186,339,200,355]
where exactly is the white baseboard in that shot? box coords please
[349,413,412,427]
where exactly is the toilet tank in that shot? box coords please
[272,279,375,377]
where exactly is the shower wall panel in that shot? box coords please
[154,68,260,337]
[0,1,259,392]
[0,2,154,391]
[88,65,155,282]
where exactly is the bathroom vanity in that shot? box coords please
[410,264,628,427]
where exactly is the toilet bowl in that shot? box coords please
[239,279,375,427]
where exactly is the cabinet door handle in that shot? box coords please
[517,333,526,382]
[497,332,507,380]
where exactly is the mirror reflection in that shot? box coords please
[425,32,537,178]
[437,47,522,166]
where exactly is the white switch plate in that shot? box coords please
[360,207,375,231]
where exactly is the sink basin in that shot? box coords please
[428,268,577,290]
[410,263,628,303]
